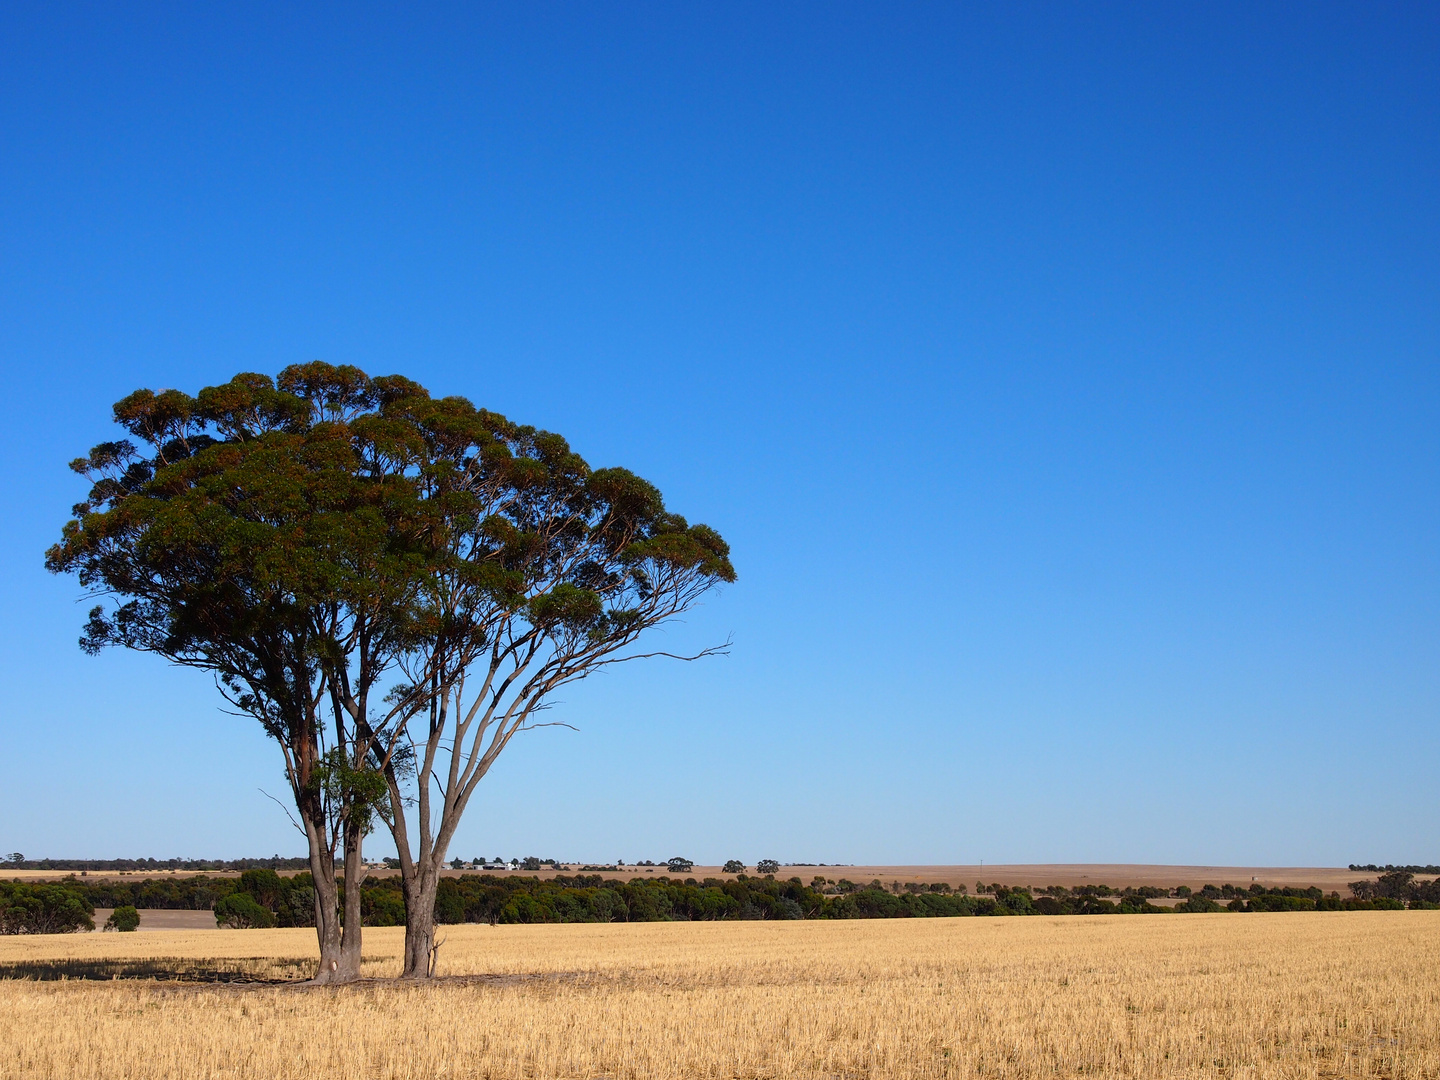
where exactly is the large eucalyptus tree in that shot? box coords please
[49,363,735,984]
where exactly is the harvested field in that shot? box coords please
[89,909,218,932]
[3,913,1438,1079]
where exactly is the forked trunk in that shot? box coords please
[305,816,365,984]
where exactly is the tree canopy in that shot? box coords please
[48,362,735,982]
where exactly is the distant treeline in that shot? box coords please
[1348,864,1440,875]
[1,857,310,872]
[6,871,1438,933]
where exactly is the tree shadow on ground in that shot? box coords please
[0,958,313,983]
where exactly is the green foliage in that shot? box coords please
[30,870,1435,930]
[722,860,745,874]
[308,749,389,835]
[214,893,276,929]
[105,905,140,932]
[0,881,95,934]
[360,887,407,927]
[998,888,1033,914]
[755,860,779,875]
[1178,895,1223,913]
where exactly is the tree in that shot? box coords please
[215,893,277,929]
[49,364,735,982]
[105,905,140,931]
[47,365,436,983]
[373,395,735,978]
[756,859,780,875]
[0,881,94,934]
[722,860,745,874]
[667,857,695,874]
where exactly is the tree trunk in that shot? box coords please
[304,815,365,985]
[399,857,440,979]
[337,819,366,981]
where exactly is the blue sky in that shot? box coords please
[2,3,1436,866]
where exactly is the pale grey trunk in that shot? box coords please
[400,861,440,979]
[304,814,365,984]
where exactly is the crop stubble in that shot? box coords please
[2,912,1437,1079]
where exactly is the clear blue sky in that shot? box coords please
[2,3,1436,867]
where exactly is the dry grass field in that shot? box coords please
[3,913,1438,1079]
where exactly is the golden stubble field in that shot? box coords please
[3,913,1438,1080]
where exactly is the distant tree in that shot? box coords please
[756,859,779,875]
[1178,895,1223,913]
[775,898,804,920]
[667,857,695,874]
[215,893,277,929]
[451,858,464,870]
[1375,871,1414,899]
[1349,879,1377,901]
[0,881,94,934]
[722,860,745,874]
[105,905,140,932]
[521,857,543,872]
[236,869,288,911]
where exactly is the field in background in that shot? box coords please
[4,912,1438,1079]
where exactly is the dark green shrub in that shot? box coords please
[105,905,140,931]
[998,889,1032,914]
[776,898,804,920]
[281,885,317,928]
[1247,894,1315,912]
[214,893,276,929]
[1117,897,1166,914]
[1178,895,1222,913]
[236,869,286,910]
[362,887,407,926]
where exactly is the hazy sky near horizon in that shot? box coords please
[2,3,1436,867]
